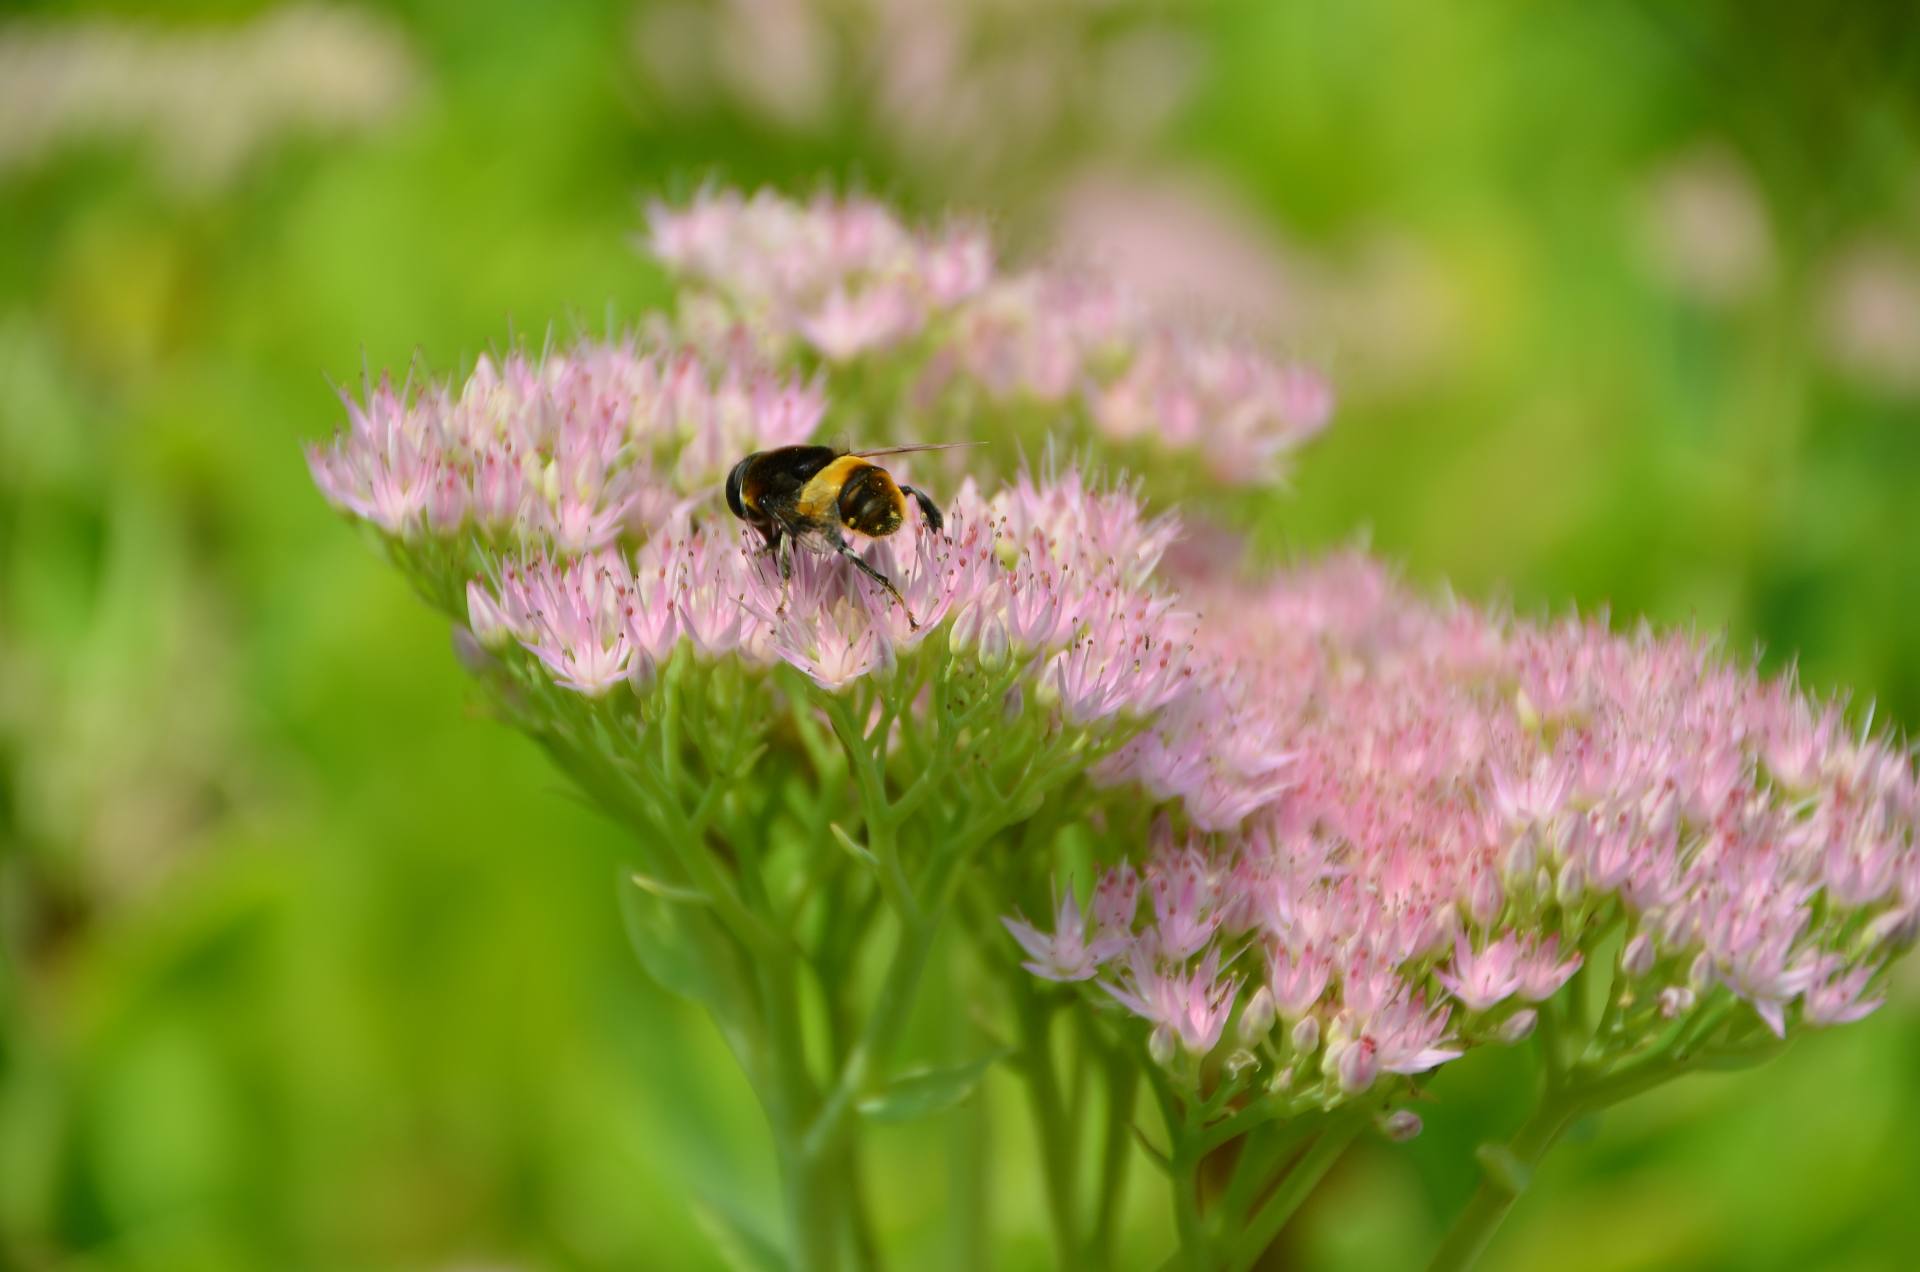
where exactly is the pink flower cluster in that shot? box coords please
[646,190,1333,484]
[307,340,824,549]
[1014,551,1919,1094]
[463,468,1196,718]
[648,189,993,361]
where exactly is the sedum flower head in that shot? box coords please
[646,188,1333,485]
[1016,552,1919,1106]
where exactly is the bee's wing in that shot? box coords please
[848,441,985,458]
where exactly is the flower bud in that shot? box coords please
[1658,986,1695,1019]
[1620,932,1655,979]
[1239,987,1277,1043]
[1268,1065,1296,1094]
[1148,1023,1176,1068]
[948,600,982,652]
[451,625,497,677]
[1555,860,1587,908]
[1863,904,1920,953]
[1659,906,1695,950]
[1687,950,1713,992]
[1333,1038,1379,1094]
[1533,865,1554,900]
[1379,1110,1423,1142]
[1224,1049,1259,1079]
[1002,683,1024,723]
[1503,831,1538,889]
[1290,1014,1321,1055]
[466,580,523,650]
[1496,1009,1537,1044]
[978,614,1010,671]
[1468,869,1503,928]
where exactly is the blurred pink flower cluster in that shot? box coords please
[649,189,993,360]
[1013,551,1919,1092]
[648,190,1333,483]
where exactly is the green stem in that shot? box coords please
[777,1137,843,1272]
[1014,987,1080,1270]
[1425,1090,1581,1272]
[1144,1066,1209,1269]
[1227,1117,1363,1272]
[1085,1034,1139,1272]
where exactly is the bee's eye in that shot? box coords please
[725,458,750,519]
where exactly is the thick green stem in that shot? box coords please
[777,1137,844,1272]
[1227,1117,1364,1272]
[1084,1036,1139,1272]
[1143,1066,1209,1269]
[1014,988,1080,1270]
[1425,1091,1581,1272]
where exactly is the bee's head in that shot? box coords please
[724,455,752,521]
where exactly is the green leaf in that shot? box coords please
[856,1052,1006,1123]
[616,870,733,1010]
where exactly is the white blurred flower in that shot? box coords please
[0,5,418,192]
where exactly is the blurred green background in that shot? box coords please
[3,2,1918,1268]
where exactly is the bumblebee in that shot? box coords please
[724,442,963,629]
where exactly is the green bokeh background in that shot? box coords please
[3,2,1918,1268]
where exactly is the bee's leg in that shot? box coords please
[827,531,919,630]
[775,534,793,614]
[901,485,944,534]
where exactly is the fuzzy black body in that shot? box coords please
[722,443,951,629]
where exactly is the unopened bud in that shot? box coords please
[978,615,1010,671]
[1379,1109,1423,1143]
[1496,1009,1537,1045]
[1333,1039,1378,1094]
[1863,904,1920,953]
[1002,683,1024,723]
[1468,870,1503,928]
[1268,1065,1296,1094]
[1555,860,1587,908]
[1290,1014,1321,1055]
[948,601,982,652]
[1148,1024,1176,1068]
[451,625,497,676]
[1687,950,1713,992]
[1659,906,1695,950]
[1533,866,1554,900]
[1620,932,1655,979]
[1239,987,1277,1043]
[1224,1049,1259,1079]
[1504,831,1538,888]
[1658,986,1696,1019]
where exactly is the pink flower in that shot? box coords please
[1512,937,1584,1003]
[1800,954,1883,1027]
[1002,892,1127,983]
[511,549,638,697]
[1102,949,1239,1055]
[1435,933,1525,1013]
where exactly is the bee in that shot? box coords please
[724,442,969,629]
